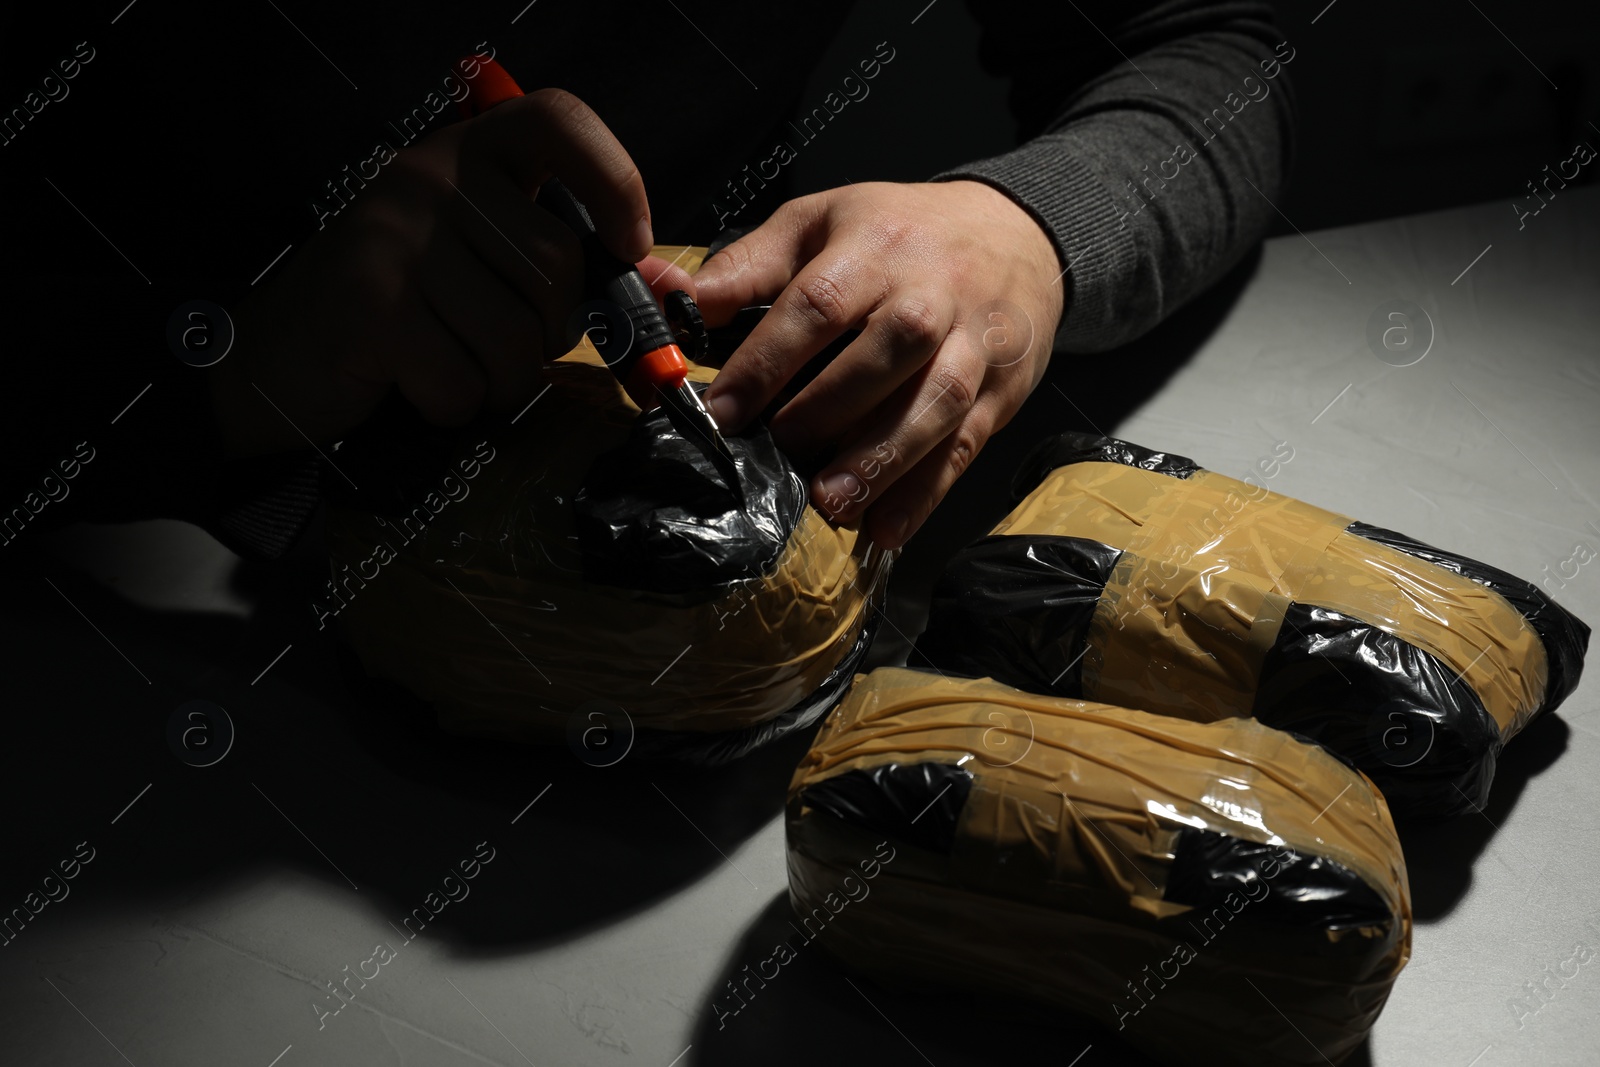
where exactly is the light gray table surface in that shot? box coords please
[3,187,1596,1067]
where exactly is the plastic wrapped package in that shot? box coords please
[913,432,1589,817]
[325,249,892,764]
[786,668,1411,1067]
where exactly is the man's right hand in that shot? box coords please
[210,88,680,456]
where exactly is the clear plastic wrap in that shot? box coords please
[914,432,1589,817]
[787,668,1411,1067]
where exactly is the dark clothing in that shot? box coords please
[0,1,1292,561]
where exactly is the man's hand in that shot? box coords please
[691,180,1065,550]
[210,89,687,457]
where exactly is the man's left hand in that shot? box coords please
[689,180,1065,550]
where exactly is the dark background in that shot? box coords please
[783,0,1600,233]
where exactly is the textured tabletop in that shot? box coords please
[3,187,1595,1067]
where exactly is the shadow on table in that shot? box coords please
[1396,710,1570,922]
[0,549,812,955]
[682,891,1389,1067]
[331,645,822,954]
[686,893,1155,1067]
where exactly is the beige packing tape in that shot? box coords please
[328,247,894,741]
[787,668,1411,1066]
[996,463,1547,738]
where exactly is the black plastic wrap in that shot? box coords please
[1349,520,1590,714]
[327,349,891,767]
[1165,828,1396,937]
[1254,604,1505,813]
[1011,430,1202,494]
[787,668,1412,1067]
[574,382,806,596]
[801,761,1391,939]
[914,432,1590,819]
[799,761,974,855]
[910,535,1114,693]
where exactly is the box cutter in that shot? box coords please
[458,58,742,498]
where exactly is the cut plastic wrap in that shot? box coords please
[913,432,1589,818]
[786,668,1411,1067]
[325,248,892,764]
[574,392,806,595]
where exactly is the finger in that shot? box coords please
[390,300,490,426]
[810,339,983,524]
[465,87,652,261]
[862,396,1002,550]
[418,232,546,413]
[767,289,953,458]
[705,248,889,434]
[691,196,828,326]
[638,253,697,304]
[447,175,584,359]
[450,169,581,299]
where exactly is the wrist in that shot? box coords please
[938,178,1066,340]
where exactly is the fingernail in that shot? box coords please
[632,216,654,258]
[707,392,742,432]
[817,471,862,515]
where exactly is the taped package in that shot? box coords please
[913,432,1589,817]
[325,248,891,765]
[787,668,1411,1067]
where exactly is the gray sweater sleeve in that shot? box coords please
[936,0,1296,352]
